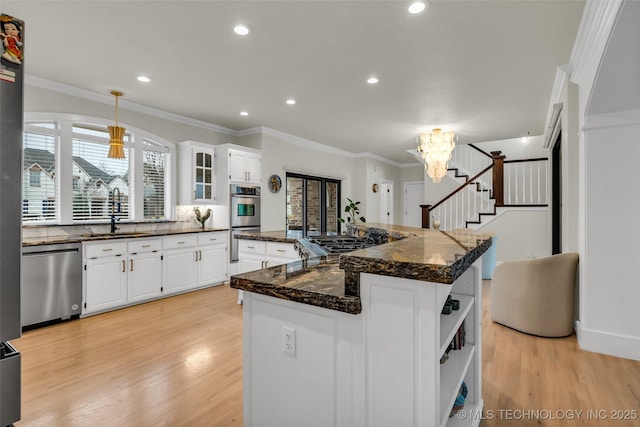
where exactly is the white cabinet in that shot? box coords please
[177,140,216,204]
[127,239,163,303]
[162,234,198,295]
[83,241,128,314]
[229,148,261,184]
[196,231,228,287]
[215,144,262,204]
[84,239,163,314]
[238,240,301,273]
[237,239,302,303]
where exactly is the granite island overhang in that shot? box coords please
[230,224,493,314]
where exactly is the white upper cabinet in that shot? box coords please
[215,144,262,204]
[177,141,216,205]
[228,148,261,185]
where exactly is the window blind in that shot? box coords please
[23,131,57,222]
[72,133,129,221]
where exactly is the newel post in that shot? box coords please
[420,204,431,228]
[491,151,506,207]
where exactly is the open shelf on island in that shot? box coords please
[440,344,475,426]
[439,293,474,355]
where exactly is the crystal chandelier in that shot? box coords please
[417,128,456,183]
[108,90,126,159]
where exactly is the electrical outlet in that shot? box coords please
[282,326,296,356]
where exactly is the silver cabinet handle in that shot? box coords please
[177,241,185,245]
[209,238,217,241]
[195,251,198,262]
[102,248,113,252]
[122,260,125,272]
[247,246,255,249]
[130,259,133,271]
[142,245,151,248]
[198,250,202,261]
[277,249,285,253]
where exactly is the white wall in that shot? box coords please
[259,132,356,232]
[474,136,548,160]
[476,208,549,262]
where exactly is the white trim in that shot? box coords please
[27,76,413,167]
[569,0,623,87]
[26,75,238,136]
[584,108,640,130]
[576,321,640,361]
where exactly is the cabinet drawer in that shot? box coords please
[267,242,298,259]
[163,234,198,250]
[238,239,266,254]
[84,241,128,258]
[128,238,162,254]
[198,232,227,246]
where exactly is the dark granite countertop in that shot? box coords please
[230,224,492,314]
[22,227,228,247]
[233,229,304,244]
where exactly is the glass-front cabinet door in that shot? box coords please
[194,149,214,202]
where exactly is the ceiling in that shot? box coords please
[3,1,584,164]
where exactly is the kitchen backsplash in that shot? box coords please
[22,204,230,239]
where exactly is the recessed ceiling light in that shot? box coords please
[367,77,379,84]
[408,1,429,15]
[137,75,151,83]
[240,111,249,116]
[286,99,296,105]
[234,25,251,36]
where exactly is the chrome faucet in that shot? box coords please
[110,187,121,233]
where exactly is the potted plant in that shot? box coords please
[338,198,366,225]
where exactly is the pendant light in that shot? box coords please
[108,90,126,159]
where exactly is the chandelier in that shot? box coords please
[108,90,126,159]
[417,128,456,183]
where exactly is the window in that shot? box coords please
[29,170,41,187]
[23,115,173,225]
[72,133,129,221]
[286,173,341,235]
[23,130,56,222]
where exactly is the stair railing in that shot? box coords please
[503,158,549,206]
[420,151,549,230]
[421,164,495,230]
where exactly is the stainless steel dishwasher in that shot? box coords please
[21,242,83,328]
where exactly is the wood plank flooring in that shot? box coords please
[12,281,640,426]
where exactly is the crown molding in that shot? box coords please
[25,75,238,136]
[570,0,623,86]
[26,75,408,167]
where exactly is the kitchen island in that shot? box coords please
[231,224,492,427]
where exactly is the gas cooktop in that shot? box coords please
[307,236,377,254]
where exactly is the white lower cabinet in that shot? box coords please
[162,234,199,296]
[197,232,228,287]
[83,232,229,315]
[127,239,163,303]
[237,239,302,303]
[84,242,128,314]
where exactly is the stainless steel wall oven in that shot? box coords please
[230,184,261,261]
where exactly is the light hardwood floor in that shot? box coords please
[13,282,640,426]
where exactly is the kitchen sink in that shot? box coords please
[81,231,152,238]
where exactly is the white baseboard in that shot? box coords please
[575,321,640,361]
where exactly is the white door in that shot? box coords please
[379,180,394,225]
[85,256,127,314]
[198,244,228,286]
[403,182,425,227]
[128,252,163,303]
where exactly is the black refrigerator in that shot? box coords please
[0,12,24,426]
